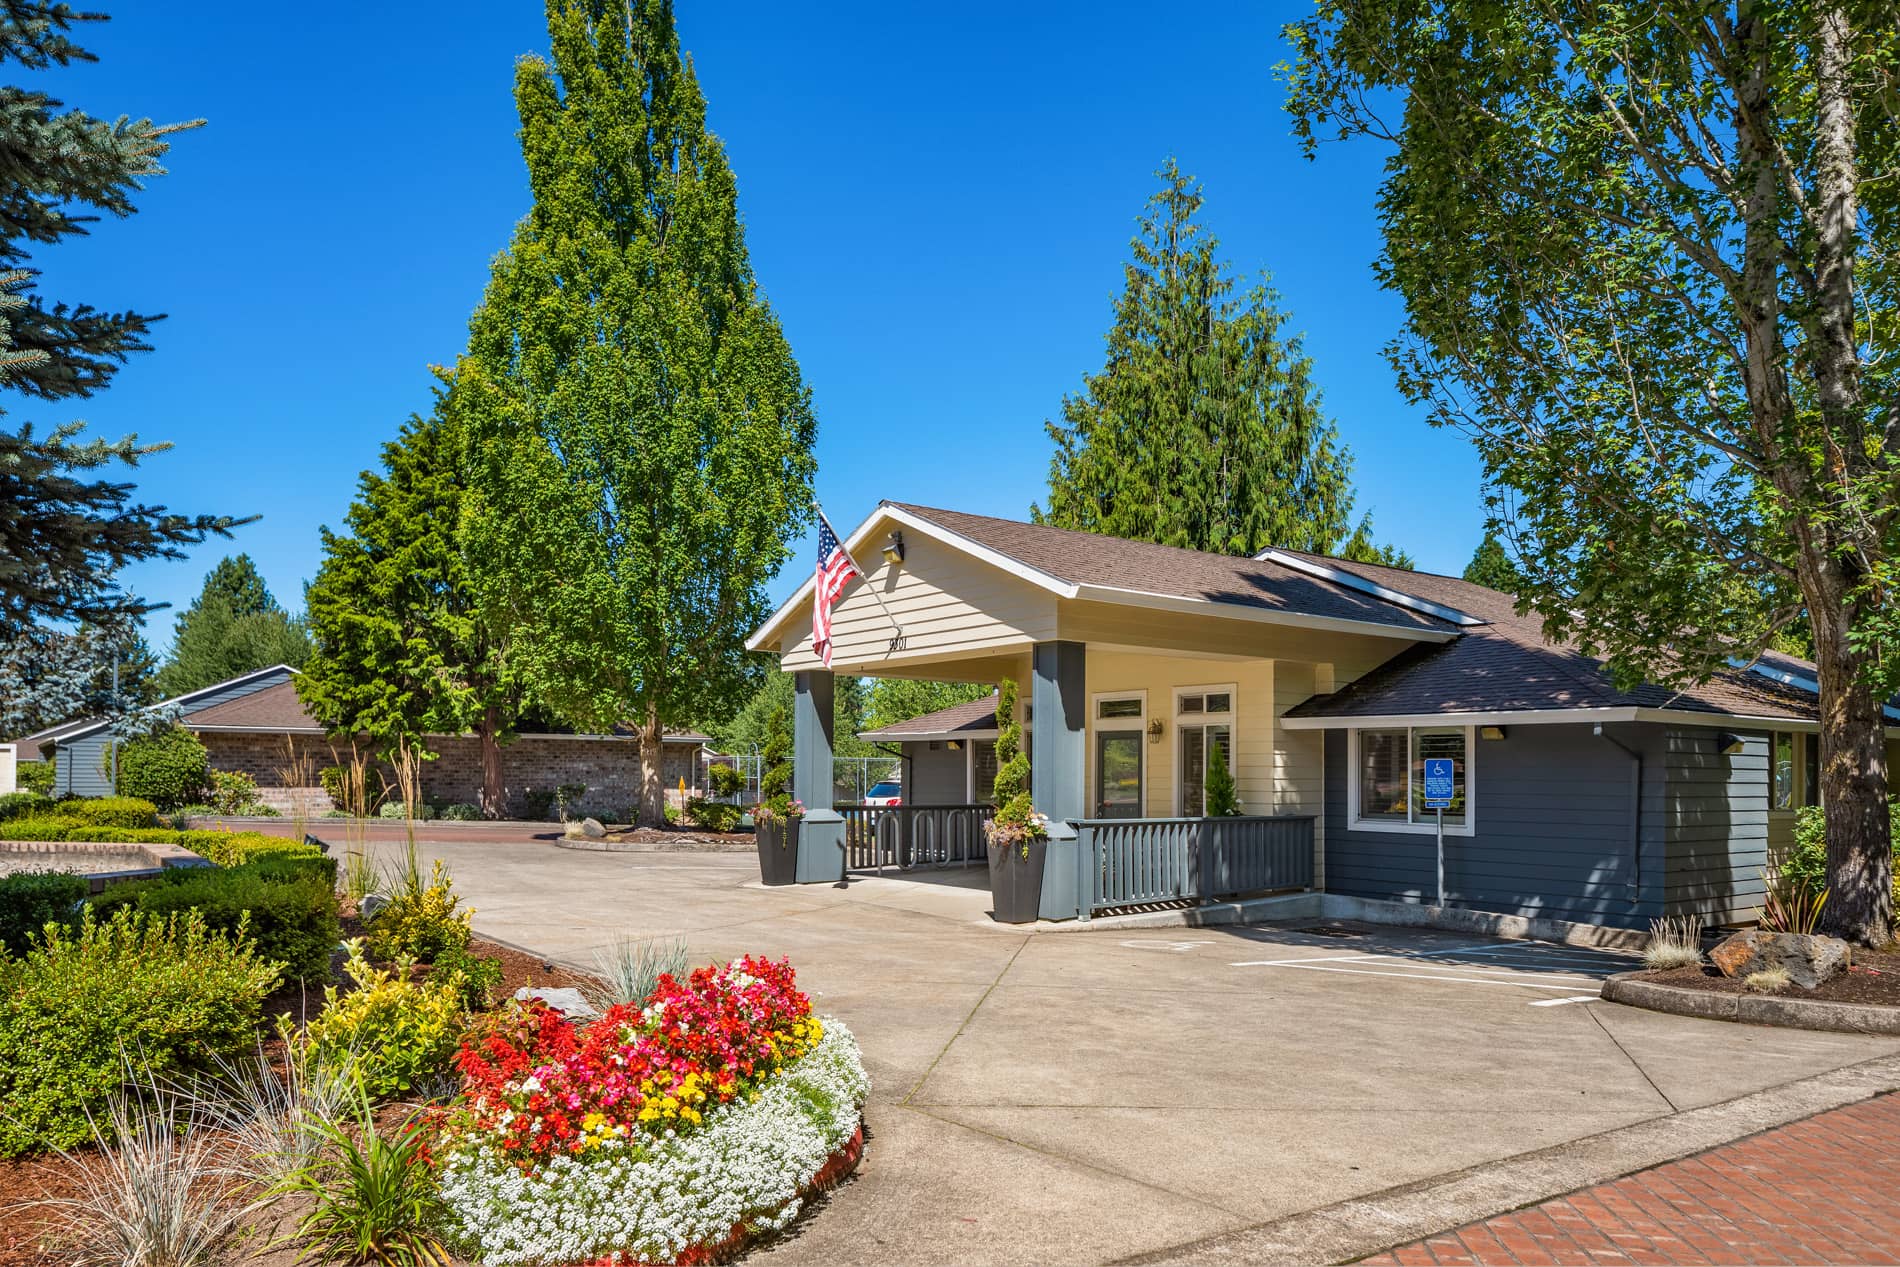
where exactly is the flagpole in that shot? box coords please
[817,503,904,650]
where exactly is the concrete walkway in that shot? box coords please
[371,836,1900,1265]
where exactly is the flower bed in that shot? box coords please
[436,957,869,1265]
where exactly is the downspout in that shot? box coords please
[1593,724,1644,905]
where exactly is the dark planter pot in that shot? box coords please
[756,818,801,886]
[987,834,1047,924]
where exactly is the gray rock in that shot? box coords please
[580,816,608,839]
[359,892,389,922]
[515,985,598,1019]
[1709,930,1849,990]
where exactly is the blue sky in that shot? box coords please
[32,1,1485,653]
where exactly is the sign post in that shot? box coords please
[1423,757,1455,907]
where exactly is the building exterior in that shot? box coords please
[25,665,712,819]
[751,502,1893,928]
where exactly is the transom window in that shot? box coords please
[1097,696,1144,721]
[1352,726,1472,831]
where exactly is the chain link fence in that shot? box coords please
[702,752,902,806]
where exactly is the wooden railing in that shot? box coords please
[1074,815,1315,920]
[838,804,993,872]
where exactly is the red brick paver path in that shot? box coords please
[1362,1093,1900,1265]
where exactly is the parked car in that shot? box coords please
[862,781,903,807]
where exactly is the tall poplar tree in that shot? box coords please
[1035,162,1407,566]
[456,0,817,827]
[301,397,519,816]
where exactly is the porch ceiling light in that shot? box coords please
[947,739,963,750]
[881,531,906,567]
[1479,725,1507,741]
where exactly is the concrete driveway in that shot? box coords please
[366,836,1900,1265]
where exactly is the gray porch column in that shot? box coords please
[1031,640,1087,918]
[793,670,843,882]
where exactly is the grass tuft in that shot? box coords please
[1643,915,1704,970]
[1743,966,1792,993]
[587,933,690,1010]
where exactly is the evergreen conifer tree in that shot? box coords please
[154,555,310,696]
[1035,162,1406,567]
[300,398,519,816]
[455,0,817,827]
[1461,530,1524,596]
[0,6,242,627]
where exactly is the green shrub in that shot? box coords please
[278,1088,448,1266]
[0,817,74,840]
[303,943,461,1099]
[62,796,161,829]
[1785,803,1900,903]
[759,704,793,816]
[0,790,53,822]
[319,765,348,807]
[15,761,53,795]
[707,762,744,798]
[0,906,281,1156]
[1204,740,1240,817]
[101,862,340,982]
[554,783,587,822]
[439,802,481,821]
[206,769,265,814]
[520,787,556,821]
[183,829,326,870]
[432,941,505,1010]
[116,726,211,809]
[376,800,436,821]
[366,861,471,963]
[0,871,88,956]
[685,797,744,833]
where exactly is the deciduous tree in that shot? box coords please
[456,0,817,827]
[864,680,991,733]
[1286,0,1900,941]
[1035,161,1407,566]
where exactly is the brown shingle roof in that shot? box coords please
[186,680,323,731]
[1278,552,1827,724]
[859,695,999,741]
[888,504,1458,635]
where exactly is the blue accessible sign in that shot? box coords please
[1423,758,1456,810]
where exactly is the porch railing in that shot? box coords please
[1075,814,1315,920]
[839,803,993,872]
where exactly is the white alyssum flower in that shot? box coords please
[438,1020,869,1266]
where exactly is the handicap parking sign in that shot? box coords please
[1423,758,1455,809]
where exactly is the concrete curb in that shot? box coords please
[553,835,753,854]
[1112,1051,1900,1267]
[1602,970,1900,1036]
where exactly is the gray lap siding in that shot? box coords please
[1321,722,1765,930]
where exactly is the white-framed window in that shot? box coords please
[1175,685,1236,817]
[1348,725,1475,835]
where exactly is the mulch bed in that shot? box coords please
[1637,944,1900,1006]
[0,929,588,1267]
[564,825,756,852]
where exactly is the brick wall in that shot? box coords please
[195,732,704,820]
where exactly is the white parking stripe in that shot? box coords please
[1529,995,1602,1006]
[1253,962,1607,992]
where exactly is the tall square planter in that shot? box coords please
[756,818,800,886]
[987,837,1046,924]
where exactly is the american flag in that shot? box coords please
[812,514,861,668]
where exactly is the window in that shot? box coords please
[1773,732,1796,811]
[971,739,998,803]
[1091,692,1147,818]
[1176,687,1236,816]
[1098,697,1143,720]
[1352,726,1474,832]
[1803,733,1821,808]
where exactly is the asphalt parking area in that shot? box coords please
[1230,924,1638,1005]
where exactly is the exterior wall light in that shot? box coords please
[1717,731,1747,756]
[1147,718,1165,744]
[881,531,905,566]
[1479,725,1508,741]
[946,739,963,751]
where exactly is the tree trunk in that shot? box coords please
[1809,591,1892,946]
[639,703,666,829]
[478,704,505,820]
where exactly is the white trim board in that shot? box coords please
[1255,549,1487,627]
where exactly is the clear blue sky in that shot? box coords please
[33,1,1485,653]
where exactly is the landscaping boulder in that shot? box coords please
[1709,930,1849,990]
[580,816,608,839]
[515,985,599,1019]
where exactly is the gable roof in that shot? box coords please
[1277,552,1838,727]
[185,679,324,732]
[46,664,299,747]
[747,502,1465,652]
[859,694,999,742]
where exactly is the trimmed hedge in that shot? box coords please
[15,762,53,795]
[0,871,88,956]
[116,725,210,809]
[90,857,340,982]
[0,818,322,867]
[61,796,161,829]
[0,791,53,822]
[0,906,280,1156]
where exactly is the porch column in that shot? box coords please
[1031,640,1087,919]
[792,669,843,882]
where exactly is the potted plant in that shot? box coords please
[754,704,801,885]
[985,677,1049,923]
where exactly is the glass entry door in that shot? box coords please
[1096,730,1144,818]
